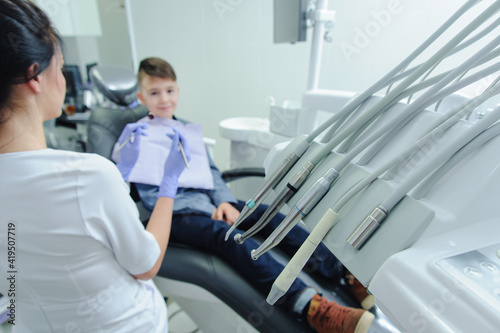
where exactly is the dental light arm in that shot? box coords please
[250,168,339,260]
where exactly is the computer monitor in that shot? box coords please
[62,64,83,101]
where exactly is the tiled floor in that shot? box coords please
[0,300,199,333]
[167,299,202,333]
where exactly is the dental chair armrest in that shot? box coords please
[221,167,266,183]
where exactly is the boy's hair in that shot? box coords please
[138,57,177,87]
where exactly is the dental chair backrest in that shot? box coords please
[86,65,148,159]
[89,64,139,108]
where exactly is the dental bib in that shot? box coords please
[126,116,214,190]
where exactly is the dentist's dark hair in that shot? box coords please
[0,0,62,123]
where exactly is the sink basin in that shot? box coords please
[219,117,270,141]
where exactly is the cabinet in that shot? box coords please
[33,0,102,36]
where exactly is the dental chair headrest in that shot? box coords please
[89,65,138,107]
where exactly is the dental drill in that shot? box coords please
[250,168,339,260]
[234,162,314,244]
[224,0,484,240]
[224,140,309,241]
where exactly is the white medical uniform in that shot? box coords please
[0,149,167,332]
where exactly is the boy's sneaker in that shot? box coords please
[307,295,374,333]
[345,273,375,310]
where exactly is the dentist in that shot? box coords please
[0,1,188,332]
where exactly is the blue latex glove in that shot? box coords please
[115,122,149,181]
[158,128,191,198]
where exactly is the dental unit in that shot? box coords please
[240,16,500,253]
[224,0,489,242]
[223,1,500,331]
[267,82,500,305]
[225,0,500,244]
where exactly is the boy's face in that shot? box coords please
[137,76,179,119]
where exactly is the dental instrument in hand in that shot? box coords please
[251,168,339,260]
[178,140,190,169]
[234,162,314,244]
[347,92,500,250]
[116,132,135,153]
[226,0,494,237]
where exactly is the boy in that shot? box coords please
[115,57,375,333]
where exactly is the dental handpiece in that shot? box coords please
[234,162,315,244]
[225,139,309,241]
[251,168,339,260]
[267,209,339,305]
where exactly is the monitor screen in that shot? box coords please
[62,64,83,100]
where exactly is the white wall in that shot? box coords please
[125,0,497,170]
[57,0,133,82]
[96,0,134,70]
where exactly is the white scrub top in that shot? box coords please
[0,149,167,332]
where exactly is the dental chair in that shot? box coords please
[85,65,369,333]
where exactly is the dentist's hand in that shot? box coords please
[116,122,149,181]
[158,128,191,198]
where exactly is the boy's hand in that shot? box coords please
[116,123,149,180]
[212,202,240,226]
